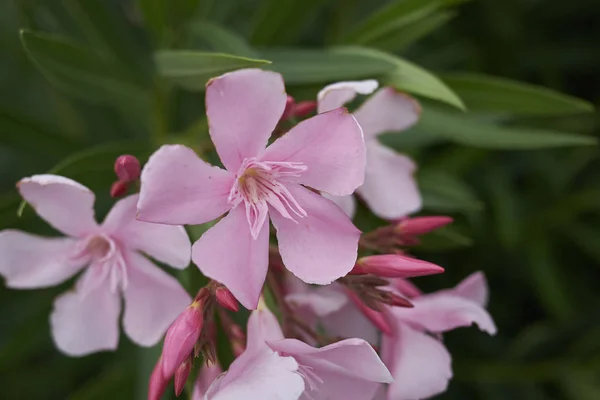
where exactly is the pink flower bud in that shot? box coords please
[281,95,296,121]
[292,101,317,118]
[148,357,169,400]
[110,180,129,198]
[174,358,192,397]
[215,286,239,312]
[387,292,414,308]
[162,302,204,378]
[346,289,392,335]
[393,278,422,298]
[354,254,444,278]
[114,154,141,182]
[397,216,453,236]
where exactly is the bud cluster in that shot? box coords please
[110,154,141,198]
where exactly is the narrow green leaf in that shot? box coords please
[343,0,442,45]
[337,47,465,109]
[155,50,271,90]
[419,106,598,149]
[187,21,258,58]
[262,47,396,84]
[419,169,483,213]
[20,30,148,111]
[441,72,594,115]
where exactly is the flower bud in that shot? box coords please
[110,180,129,198]
[174,358,192,397]
[393,278,422,298]
[148,357,169,400]
[292,101,317,118]
[162,302,204,378]
[114,154,141,182]
[215,286,239,312]
[281,95,296,121]
[397,216,453,236]
[353,254,444,278]
[346,289,392,335]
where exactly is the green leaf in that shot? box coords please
[343,0,442,45]
[137,0,166,41]
[20,30,148,112]
[155,50,271,90]
[418,106,597,149]
[262,47,396,84]
[417,225,473,251]
[419,169,483,213]
[336,47,465,109]
[187,21,258,58]
[441,72,594,115]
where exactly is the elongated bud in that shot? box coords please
[292,101,317,118]
[148,357,169,400]
[397,216,453,236]
[110,180,129,198]
[281,95,296,121]
[162,300,204,377]
[345,289,392,335]
[385,292,414,308]
[215,286,239,312]
[114,154,141,182]
[174,358,192,397]
[353,254,444,278]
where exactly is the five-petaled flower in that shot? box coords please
[137,68,366,309]
[0,175,191,356]
[317,80,422,220]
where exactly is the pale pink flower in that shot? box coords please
[381,272,497,400]
[205,307,392,400]
[138,69,366,309]
[0,175,191,356]
[317,80,422,219]
[192,362,224,400]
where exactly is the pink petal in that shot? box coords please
[262,109,366,196]
[391,278,423,298]
[451,271,489,307]
[138,145,234,225]
[192,362,223,400]
[122,251,191,347]
[286,285,348,318]
[247,308,286,347]
[269,338,392,400]
[357,142,421,220]
[321,193,356,218]
[390,292,497,335]
[383,323,452,400]
[191,206,269,310]
[0,230,86,289]
[317,80,379,113]
[103,194,191,268]
[206,69,287,172]
[322,302,379,344]
[354,88,421,140]
[205,347,304,400]
[270,185,360,284]
[50,270,120,356]
[18,174,98,237]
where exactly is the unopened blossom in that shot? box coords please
[381,272,496,400]
[138,69,366,309]
[317,80,422,220]
[0,175,191,356]
[352,254,444,278]
[204,305,392,400]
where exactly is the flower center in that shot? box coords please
[78,235,128,293]
[229,158,308,239]
[297,364,323,399]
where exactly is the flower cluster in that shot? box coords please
[0,69,496,399]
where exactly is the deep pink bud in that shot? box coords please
[387,292,414,308]
[397,216,453,236]
[281,95,296,121]
[174,358,192,397]
[346,290,392,335]
[354,254,444,278]
[148,357,169,400]
[292,101,317,118]
[215,286,239,312]
[162,302,204,378]
[110,180,129,198]
[114,154,141,182]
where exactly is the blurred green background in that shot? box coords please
[1,0,599,399]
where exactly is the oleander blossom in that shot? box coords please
[317,80,422,220]
[0,175,191,356]
[137,68,366,309]
[204,305,393,400]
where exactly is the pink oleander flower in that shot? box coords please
[0,175,191,356]
[204,305,392,400]
[138,69,366,310]
[381,272,497,400]
[317,80,422,220]
[192,362,223,400]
